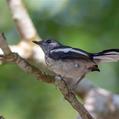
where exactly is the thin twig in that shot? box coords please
[0,33,11,55]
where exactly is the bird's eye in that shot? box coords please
[46,39,52,43]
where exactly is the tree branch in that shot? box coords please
[7,0,41,41]
[6,0,46,67]
[0,32,94,119]
[0,33,54,83]
[55,77,94,119]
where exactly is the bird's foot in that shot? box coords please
[55,75,73,91]
[71,75,85,91]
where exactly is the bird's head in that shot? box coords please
[33,39,61,53]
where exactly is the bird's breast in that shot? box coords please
[45,57,97,80]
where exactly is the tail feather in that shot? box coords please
[93,49,119,63]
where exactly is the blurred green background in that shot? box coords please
[0,0,119,119]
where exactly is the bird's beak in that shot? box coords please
[32,41,41,45]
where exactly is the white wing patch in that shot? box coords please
[51,48,88,56]
[53,48,72,53]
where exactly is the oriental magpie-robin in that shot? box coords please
[33,39,119,87]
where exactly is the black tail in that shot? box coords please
[92,49,119,63]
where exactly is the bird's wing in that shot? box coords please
[49,47,91,60]
[93,49,119,64]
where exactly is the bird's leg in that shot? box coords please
[55,75,69,87]
[55,75,63,81]
[55,75,64,87]
[55,75,71,90]
[72,74,85,91]
[55,75,85,93]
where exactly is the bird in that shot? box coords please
[33,39,119,87]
